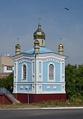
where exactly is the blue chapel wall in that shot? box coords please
[42,84,61,91]
[56,62,60,82]
[43,60,60,82]
[43,62,47,82]
[18,61,32,82]
[17,84,32,92]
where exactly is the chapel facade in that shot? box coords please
[13,24,66,103]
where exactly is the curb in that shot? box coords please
[0,107,83,110]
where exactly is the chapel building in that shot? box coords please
[13,24,66,103]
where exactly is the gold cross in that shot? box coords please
[38,17,42,24]
[17,37,19,44]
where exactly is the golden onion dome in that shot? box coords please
[15,43,21,49]
[58,43,64,49]
[34,40,40,53]
[15,43,21,55]
[33,24,45,39]
[58,43,64,55]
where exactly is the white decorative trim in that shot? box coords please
[36,59,38,82]
[62,62,65,82]
[37,55,65,61]
[37,60,43,82]
[15,61,18,93]
[25,86,28,89]
[60,62,62,82]
[14,55,34,62]
[53,86,56,89]
[16,61,18,82]
[20,86,23,89]
[37,91,66,94]
[47,86,50,89]
[13,82,65,85]
[43,59,63,63]
[13,91,66,94]
[21,63,27,81]
[32,61,35,82]
[32,61,35,74]
[61,85,65,91]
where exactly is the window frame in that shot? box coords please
[22,63,27,80]
[7,66,12,70]
[48,63,55,82]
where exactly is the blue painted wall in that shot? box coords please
[55,62,60,82]
[42,84,61,91]
[43,60,60,82]
[17,61,32,82]
[17,84,32,92]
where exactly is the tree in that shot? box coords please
[65,64,83,99]
[0,73,13,93]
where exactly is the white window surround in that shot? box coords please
[48,62,55,82]
[21,63,27,81]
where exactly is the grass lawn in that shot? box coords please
[0,98,83,109]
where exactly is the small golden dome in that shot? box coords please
[34,40,40,46]
[15,44,21,49]
[58,43,64,55]
[15,43,21,55]
[33,24,45,39]
[34,40,40,53]
[58,43,64,49]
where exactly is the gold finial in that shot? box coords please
[60,37,62,43]
[17,37,19,43]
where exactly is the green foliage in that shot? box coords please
[65,64,83,99]
[0,73,13,93]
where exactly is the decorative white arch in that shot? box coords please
[21,63,27,81]
[48,62,55,82]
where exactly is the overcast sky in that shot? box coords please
[0,0,83,65]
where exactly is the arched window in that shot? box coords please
[23,64,26,80]
[49,64,54,80]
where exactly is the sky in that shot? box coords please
[0,0,83,65]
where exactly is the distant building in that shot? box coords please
[0,55,13,78]
[13,24,66,103]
